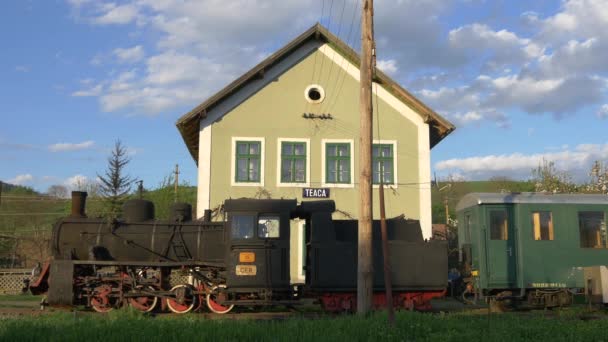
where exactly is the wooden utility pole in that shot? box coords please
[0,181,3,207]
[174,164,180,203]
[357,0,374,315]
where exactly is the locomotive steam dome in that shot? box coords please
[122,199,155,222]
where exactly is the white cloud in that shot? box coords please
[48,140,95,152]
[541,0,608,41]
[72,84,103,97]
[93,3,139,25]
[377,59,398,75]
[448,23,542,69]
[7,174,34,185]
[66,0,608,124]
[435,143,608,181]
[415,0,608,125]
[114,45,144,63]
[598,104,608,119]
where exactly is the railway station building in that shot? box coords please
[176,24,454,282]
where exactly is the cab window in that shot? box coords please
[231,214,255,239]
[258,215,280,238]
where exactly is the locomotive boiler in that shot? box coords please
[30,191,447,313]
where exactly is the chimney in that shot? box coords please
[71,191,87,218]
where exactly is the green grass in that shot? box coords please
[0,308,606,341]
[0,294,43,302]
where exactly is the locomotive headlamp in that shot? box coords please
[239,252,255,263]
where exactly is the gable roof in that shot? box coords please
[176,23,455,163]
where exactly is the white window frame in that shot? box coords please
[372,140,398,189]
[231,137,265,187]
[276,138,311,187]
[321,139,355,188]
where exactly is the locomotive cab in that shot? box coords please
[223,199,296,298]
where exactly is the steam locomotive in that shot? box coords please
[30,191,446,313]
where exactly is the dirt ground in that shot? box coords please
[0,297,49,317]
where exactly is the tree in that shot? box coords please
[587,160,608,194]
[47,185,68,198]
[97,140,135,218]
[73,177,101,197]
[530,159,578,193]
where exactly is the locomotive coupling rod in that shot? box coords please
[221,300,301,306]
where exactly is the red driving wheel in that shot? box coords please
[166,284,197,314]
[90,284,115,313]
[128,286,158,313]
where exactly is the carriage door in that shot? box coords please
[485,206,516,287]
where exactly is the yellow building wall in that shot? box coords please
[207,47,421,220]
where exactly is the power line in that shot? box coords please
[313,0,336,114]
[317,0,347,115]
[305,0,328,116]
[324,1,362,114]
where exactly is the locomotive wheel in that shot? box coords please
[166,284,197,314]
[128,286,158,313]
[206,285,234,314]
[90,284,116,313]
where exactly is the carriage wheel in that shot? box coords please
[206,285,234,314]
[166,284,197,314]
[128,286,158,313]
[90,284,116,313]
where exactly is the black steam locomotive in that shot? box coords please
[30,192,446,313]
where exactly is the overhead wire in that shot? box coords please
[312,0,335,113]
[324,1,362,115]
[316,0,347,115]
[304,0,327,116]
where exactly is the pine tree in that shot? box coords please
[97,140,135,218]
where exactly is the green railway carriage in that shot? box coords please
[456,193,608,307]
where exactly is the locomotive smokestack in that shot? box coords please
[71,191,87,218]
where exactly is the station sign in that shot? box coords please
[302,188,330,198]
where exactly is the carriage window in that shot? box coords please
[490,210,508,240]
[532,211,554,241]
[258,215,280,238]
[579,211,606,248]
[231,215,255,239]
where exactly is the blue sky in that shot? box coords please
[1,0,608,192]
